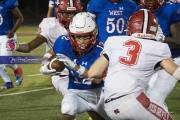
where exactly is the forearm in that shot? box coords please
[165,23,180,48]
[73,65,103,84]
[16,44,31,53]
[164,38,180,48]
[11,7,24,33]
[11,18,24,34]
[160,58,180,80]
[16,35,46,53]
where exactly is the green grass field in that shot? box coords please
[0,25,179,120]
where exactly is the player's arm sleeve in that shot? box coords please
[38,19,49,39]
[154,43,172,69]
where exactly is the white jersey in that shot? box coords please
[103,36,171,99]
[39,17,68,76]
[39,17,67,49]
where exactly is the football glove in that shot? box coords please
[6,38,17,51]
[56,53,86,75]
[40,61,56,75]
[56,54,76,69]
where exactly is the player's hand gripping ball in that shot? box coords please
[48,57,65,72]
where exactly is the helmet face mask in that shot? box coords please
[57,0,83,28]
[69,31,97,55]
[128,9,158,40]
[69,12,97,56]
[140,0,164,11]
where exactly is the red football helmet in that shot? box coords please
[140,0,164,11]
[57,0,83,28]
[68,12,97,56]
[128,9,158,40]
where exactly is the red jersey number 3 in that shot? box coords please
[119,40,142,66]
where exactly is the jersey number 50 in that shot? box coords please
[106,18,125,34]
[119,40,142,66]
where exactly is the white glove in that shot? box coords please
[6,38,17,51]
[56,53,76,69]
[56,54,86,75]
[40,62,56,75]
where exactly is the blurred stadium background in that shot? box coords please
[19,0,49,24]
[0,0,179,120]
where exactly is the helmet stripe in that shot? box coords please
[143,9,148,34]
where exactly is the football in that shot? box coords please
[48,58,65,72]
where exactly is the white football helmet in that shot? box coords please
[69,12,97,55]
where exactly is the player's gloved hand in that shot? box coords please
[40,62,56,75]
[56,54,86,76]
[56,53,76,69]
[6,38,17,51]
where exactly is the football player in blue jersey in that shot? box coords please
[140,0,180,57]
[0,0,23,90]
[139,0,180,110]
[87,0,138,43]
[52,12,110,120]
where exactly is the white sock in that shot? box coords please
[0,67,11,83]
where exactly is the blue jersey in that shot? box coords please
[155,2,180,58]
[53,35,104,90]
[155,2,180,37]
[87,0,138,43]
[0,0,18,35]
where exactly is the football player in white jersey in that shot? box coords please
[58,9,180,120]
[7,0,83,96]
[139,0,180,110]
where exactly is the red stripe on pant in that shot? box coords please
[136,92,173,120]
